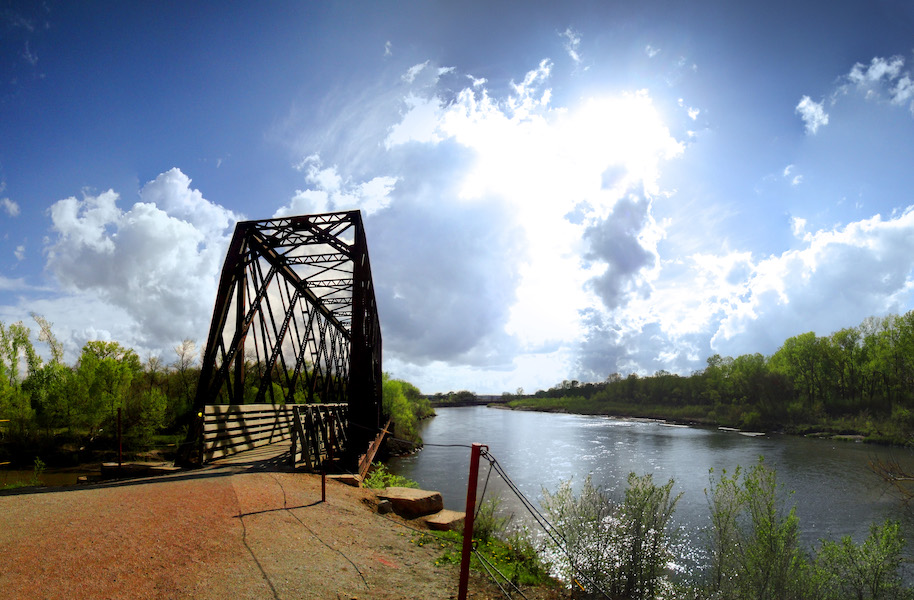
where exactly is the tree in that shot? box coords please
[74,341,142,436]
[0,320,37,386]
[771,332,828,417]
[173,339,197,397]
[31,313,63,365]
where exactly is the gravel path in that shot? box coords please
[1,464,543,599]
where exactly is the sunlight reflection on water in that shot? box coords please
[389,405,914,577]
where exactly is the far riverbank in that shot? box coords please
[503,395,906,446]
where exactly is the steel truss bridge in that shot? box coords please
[180,211,382,468]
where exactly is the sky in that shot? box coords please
[3,1,914,394]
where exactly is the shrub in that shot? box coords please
[541,473,681,599]
[815,520,906,600]
[705,458,807,600]
[473,494,513,542]
[362,462,418,489]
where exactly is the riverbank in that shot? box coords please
[504,397,906,446]
[0,462,567,599]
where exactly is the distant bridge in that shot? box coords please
[179,211,382,470]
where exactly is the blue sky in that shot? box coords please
[3,1,914,394]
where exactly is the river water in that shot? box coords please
[388,406,914,569]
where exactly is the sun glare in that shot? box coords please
[443,90,685,349]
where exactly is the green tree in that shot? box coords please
[74,340,142,436]
[0,320,37,386]
[382,374,418,444]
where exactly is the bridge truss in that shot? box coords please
[182,211,382,467]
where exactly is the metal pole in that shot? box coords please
[458,443,486,600]
[321,462,327,503]
[117,407,122,469]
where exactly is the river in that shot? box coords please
[388,405,914,570]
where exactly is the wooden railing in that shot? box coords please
[289,404,348,470]
[203,403,346,463]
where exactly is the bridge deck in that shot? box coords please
[209,438,293,468]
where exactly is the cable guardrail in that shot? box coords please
[348,421,612,598]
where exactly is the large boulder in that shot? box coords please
[376,487,444,518]
[424,509,465,532]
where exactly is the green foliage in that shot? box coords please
[433,528,555,587]
[702,459,911,600]
[541,473,681,599]
[125,387,168,447]
[74,340,142,436]
[522,309,914,444]
[473,494,513,543]
[432,390,479,405]
[362,462,418,489]
[815,520,907,600]
[705,458,807,600]
[382,373,432,447]
[383,375,417,443]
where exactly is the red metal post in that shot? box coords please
[458,443,486,600]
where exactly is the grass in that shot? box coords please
[435,530,554,586]
[407,495,555,588]
[0,457,45,490]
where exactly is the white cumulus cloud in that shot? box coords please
[276,155,397,217]
[45,168,240,351]
[377,60,683,372]
[834,54,914,113]
[796,95,829,134]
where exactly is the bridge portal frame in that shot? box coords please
[181,210,382,467]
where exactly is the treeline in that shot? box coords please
[429,390,480,405]
[0,315,427,466]
[520,311,914,443]
[0,316,201,465]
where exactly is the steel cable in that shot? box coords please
[480,449,612,599]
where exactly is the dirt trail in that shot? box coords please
[1,464,557,599]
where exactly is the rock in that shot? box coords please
[327,473,362,487]
[424,509,465,532]
[376,487,444,518]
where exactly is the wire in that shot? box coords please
[475,458,495,522]
[472,549,530,600]
[479,448,612,599]
[346,419,473,450]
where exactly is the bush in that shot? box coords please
[815,520,907,600]
[541,473,681,599]
[705,458,807,600]
[362,462,418,489]
[473,494,513,542]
